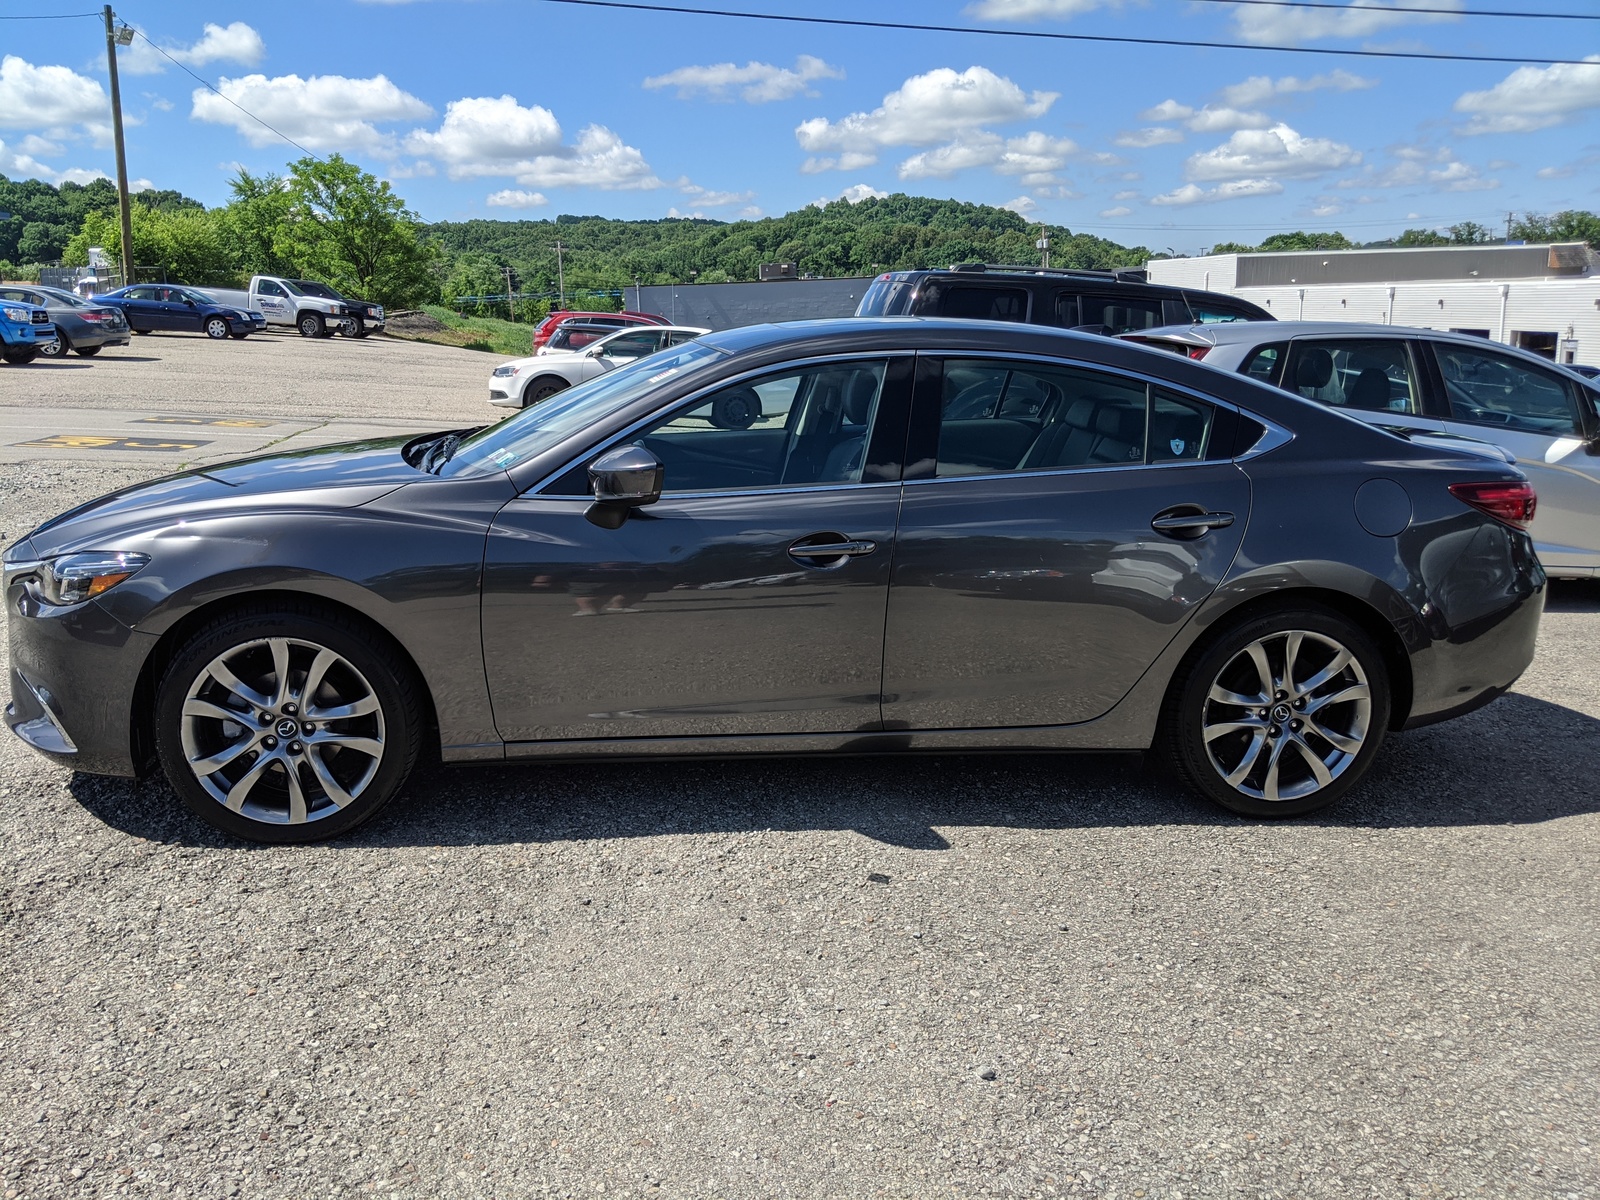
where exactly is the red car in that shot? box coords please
[531,309,666,352]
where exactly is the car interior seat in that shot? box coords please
[1345,366,1394,411]
[1294,347,1335,392]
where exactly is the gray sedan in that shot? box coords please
[0,283,130,357]
[4,319,1544,842]
[1125,321,1600,578]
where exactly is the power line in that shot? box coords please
[1184,0,1598,21]
[0,11,101,17]
[128,29,323,160]
[536,0,1600,65]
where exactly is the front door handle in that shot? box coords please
[788,533,877,564]
[1151,509,1235,538]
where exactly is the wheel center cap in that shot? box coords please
[275,718,299,738]
[1271,703,1293,723]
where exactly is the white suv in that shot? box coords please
[489,325,709,409]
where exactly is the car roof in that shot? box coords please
[1133,320,1494,346]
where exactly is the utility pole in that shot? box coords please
[103,6,135,287]
[502,264,515,321]
[553,241,566,308]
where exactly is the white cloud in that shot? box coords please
[1186,124,1360,182]
[192,73,431,153]
[1186,107,1272,133]
[1099,205,1133,217]
[737,205,765,219]
[965,0,1122,17]
[796,66,1056,155]
[1218,70,1376,108]
[800,151,878,173]
[680,184,757,207]
[643,55,843,103]
[123,22,265,76]
[1001,195,1039,215]
[1151,179,1285,206]
[1335,145,1497,191]
[486,189,548,208]
[1112,189,1139,200]
[386,160,436,179]
[404,96,662,190]
[0,56,110,138]
[1309,201,1345,217]
[0,137,109,186]
[811,183,889,207]
[899,130,1075,181]
[1140,100,1193,122]
[1454,57,1600,135]
[149,96,175,113]
[1114,127,1184,149]
[1231,0,1461,46]
[405,95,562,174]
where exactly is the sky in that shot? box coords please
[1,0,1597,253]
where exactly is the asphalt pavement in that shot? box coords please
[1,331,1596,1199]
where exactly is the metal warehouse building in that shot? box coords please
[1146,242,1599,368]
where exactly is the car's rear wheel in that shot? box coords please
[298,312,326,338]
[155,605,422,843]
[74,345,101,357]
[230,332,250,340]
[523,376,569,406]
[1160,607,1390,818]
[39,333,70,357]
[204,316,230,340]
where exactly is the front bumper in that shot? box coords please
[489,384,519,407]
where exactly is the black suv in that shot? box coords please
[855,264,1272,335]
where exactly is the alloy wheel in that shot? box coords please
[1200,629,1372,803]
[178,636,386,826]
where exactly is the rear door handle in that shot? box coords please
[1151,510,1235,537]
[788,539,877,558]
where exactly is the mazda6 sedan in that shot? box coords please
[4,318,1545,843]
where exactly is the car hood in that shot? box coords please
[501,350,582,370]
[22,435,426,554]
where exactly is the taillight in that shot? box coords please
[1449,481,1536,529]
[1185,345,1210,361]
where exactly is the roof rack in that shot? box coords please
[947,263,1150,283]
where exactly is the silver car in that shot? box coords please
[1126,322,1600,579]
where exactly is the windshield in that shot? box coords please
[446,342,723,476]
[294,280,338,299]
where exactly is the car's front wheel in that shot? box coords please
[523,376,569,406]
[298,312,326,338]
[155,604,422,843]
[204,316,230,340]
[1160,606,1391,818]
[2,345,40,364]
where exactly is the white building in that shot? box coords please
[1146,242,1599,368]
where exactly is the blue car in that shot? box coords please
[1,296,58,364]
[94,285,267,340]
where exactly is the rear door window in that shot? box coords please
[1432,343,1584,436]
[927,284,1030,322]
[1052,291,1080,327]
[1080,295,1166,334]
[1240,343,1288,385]
[1287,339,1422,415]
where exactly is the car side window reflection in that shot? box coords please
[934,359,1214,477]
[1435,344,1583,436]
[632,361,889,494]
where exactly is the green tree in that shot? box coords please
[218,168,295,278]
[1208,241,1257,254]
[1258,230,1353,252]
[1449,221,1493,244]
[1509,209,1600,248]
[441,252,506,314]
[278,154,436,307]
[63,205,234,286]
[1395,228,1449,247]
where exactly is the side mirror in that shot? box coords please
[585,445,662,529]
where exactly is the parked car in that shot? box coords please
[290,279,384,338]
[206,276,353,338]
[531,308,667,352]
[491,324,710,408]
[4,318,1545,843]
[856,264,1273,334]
[0,283,129,357]
[1122,321,1600,578]
[0,296,56,364]
[1566,363,1600,381]
[538,318,640,355]
[93,285,266,339]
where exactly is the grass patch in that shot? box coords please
[387,305,532,357]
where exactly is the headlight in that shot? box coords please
[492,365,518,377]
[3,306,30,322]
[36,552,150,606]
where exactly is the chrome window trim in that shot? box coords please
[1236,414,1294,460]
[905,456,1226,487]
[516,479,905,504]
[529,350,915,498]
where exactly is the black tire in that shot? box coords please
[297,311,326,338]
[74,345,102,357]
[1158,605,1391,818]
[204,315,230,340]
[522,376,569,407]
[230,332,250,340]
[343,317,366,338]
[155,603,423,844]
[353,327,372,339]
[710,389,761,430]
[2,346,40,365]
[39,333,70,358]
[133,328,149,335]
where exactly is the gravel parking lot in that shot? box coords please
[2,331,1597,1199]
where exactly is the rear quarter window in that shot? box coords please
[923,283,1030,322]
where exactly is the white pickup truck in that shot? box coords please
[210,275,353,338]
